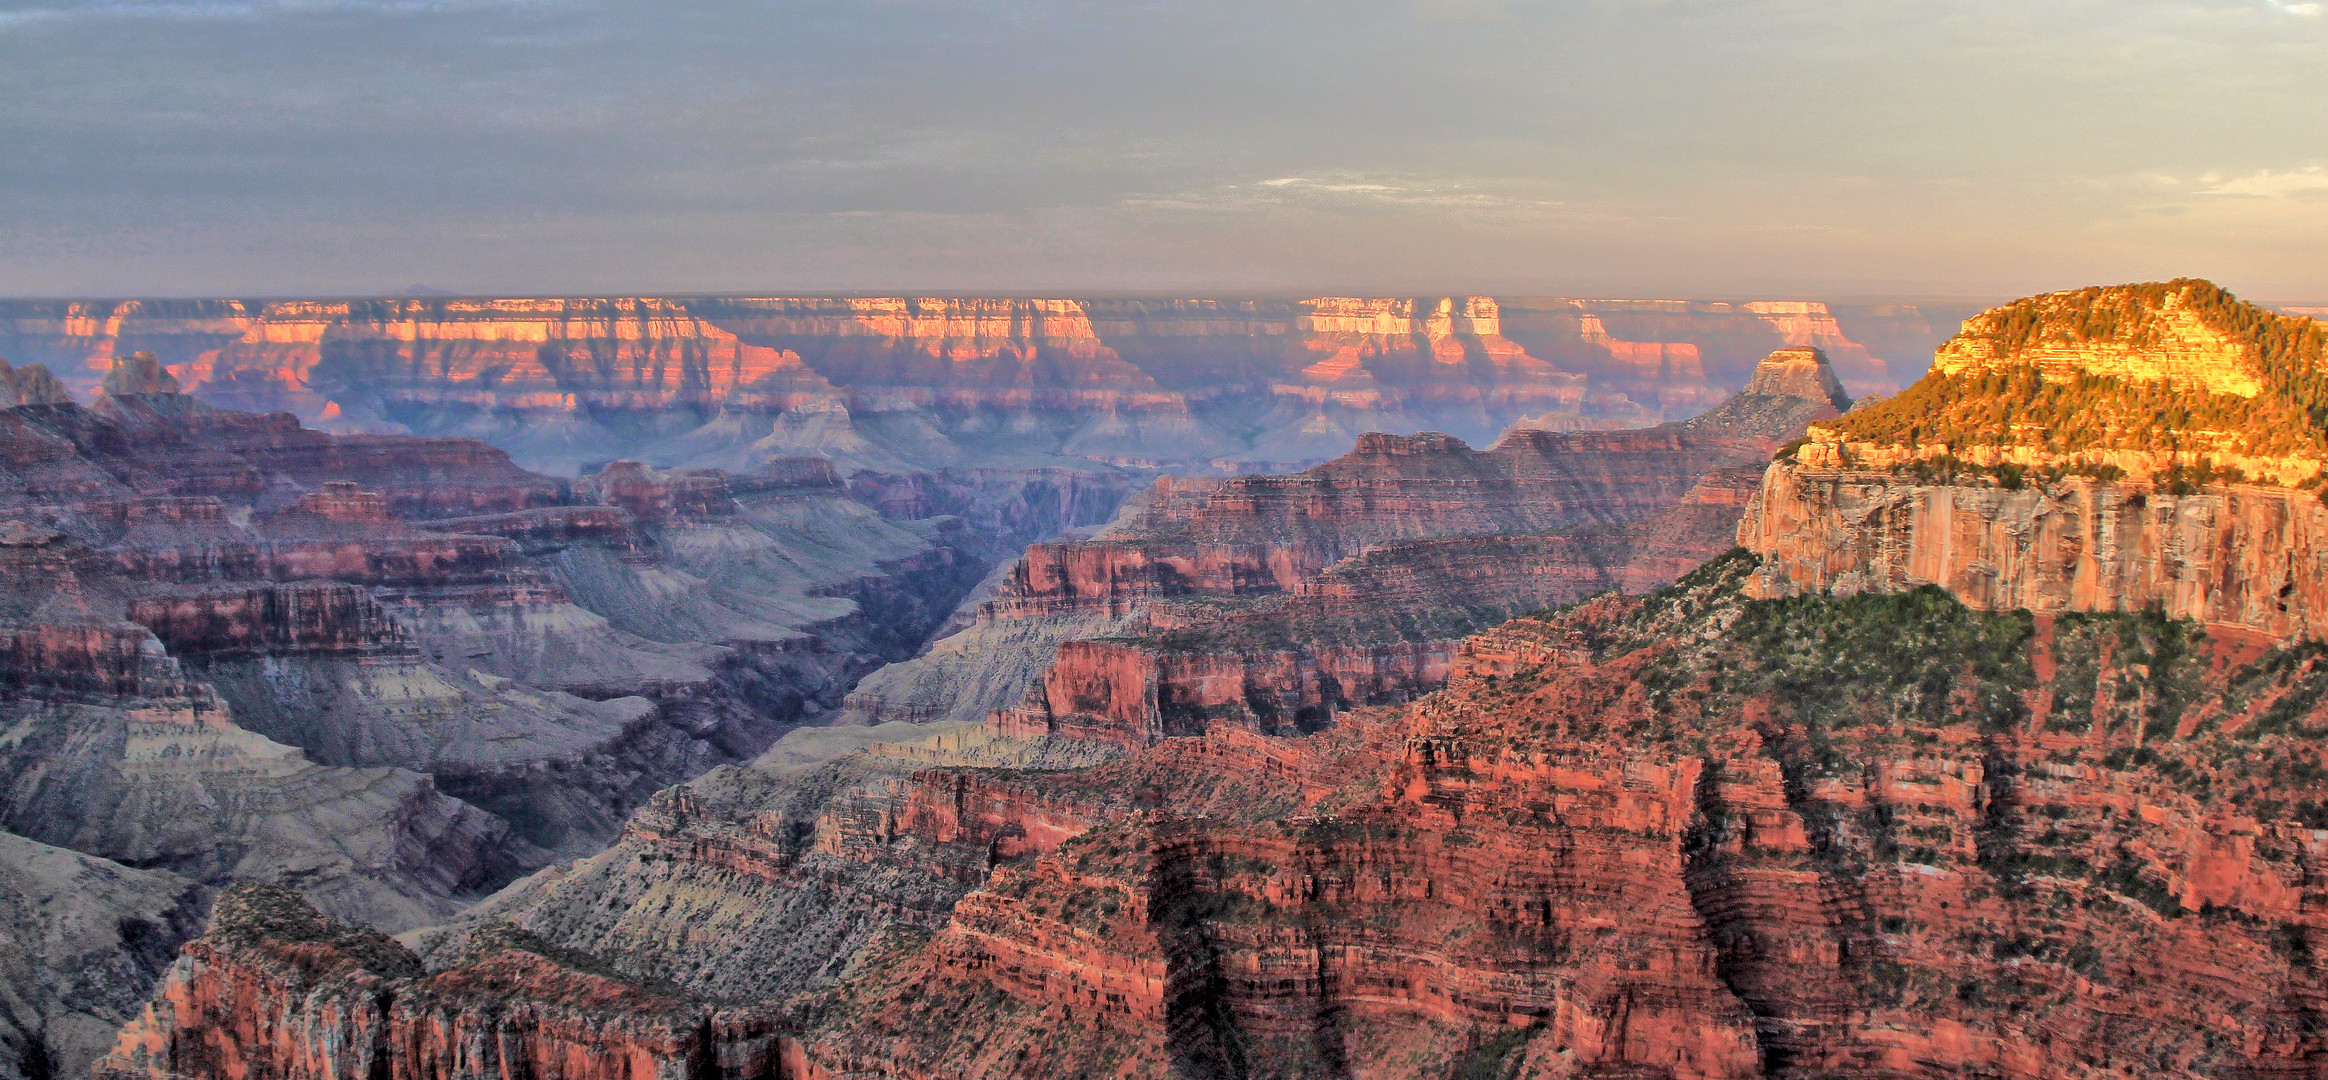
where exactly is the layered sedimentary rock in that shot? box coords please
[1498,297,1969,409]
[0,354,1006,941]
[1744,280,2328,639]
[0,294,1972,475]
[119,279,2328,1079]
[842,423,1770,732]
[857,347,1846,740]
[991,464,1766,747]
[796,556,2328,1078]
[98,884,806,1080]
[314,545,2328,1079]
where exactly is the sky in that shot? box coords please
[0,0,2324,300]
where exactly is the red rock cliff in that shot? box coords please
[99,885,813,1080]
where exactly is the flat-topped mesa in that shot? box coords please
[1742,278,2328,638]
[92,352,214,426]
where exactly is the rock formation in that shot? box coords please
[1743,279,2328,638]
[847,348,1852,740]
[96,884,809,1080]
[0,338,1152,1077]
[841,424,1773,733]
[1670,346,1852,440]
[0,295,1973,476]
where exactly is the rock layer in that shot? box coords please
[97,885,810,1080]
[1744,280,2328,639]
[0,295,1974,474]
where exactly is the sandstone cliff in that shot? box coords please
[98,884,809,1080]
[1743,279,2328,639]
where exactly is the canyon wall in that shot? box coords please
[321,549,2328,1080]
[1743,280,2328,641]
[104,281,2328,1080]
[1741,466,2328,639]
[862,345,1836,743]
[0,295,1974,475]
[97,884,810,1080]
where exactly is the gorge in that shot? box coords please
[15,280,2328,1080]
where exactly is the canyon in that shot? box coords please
[47,279,2328,1079]
[0,295,1971,475]
[0,349,1093,1077]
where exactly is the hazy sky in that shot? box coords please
[1,0,2323,299]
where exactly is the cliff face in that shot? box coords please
[844,423,1772,734]
[1741,468,2328,639]
[911,351,1850,746]
[0,294,1967,475]
[416,549,2328,1079]
[1744,280,2328,639]
[98,885,807,1080]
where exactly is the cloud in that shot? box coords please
[3,0,2327,296]
[2200,167,2328,199]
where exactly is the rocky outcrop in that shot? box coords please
[126,582,406,657]
[987,465,1764,747]
[1670,346,1852,440]
[1743,280,2328,640]
[0,359,69,408]
[843,426,1771,734]
[98,885,807,1080]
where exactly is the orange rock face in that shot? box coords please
[1740,465,2328,639]
[800,558,2328,1078]
[1743,281,2328,640]
[98,885,809,1080]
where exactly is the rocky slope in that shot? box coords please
[844,345,1841,736]
[0,354,1004,894]
[0,832,209,1080]
[0,296,1973,476]
[795,555,2328,1078]
[1744,279,2328,639]
[169,546,2328,1080]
